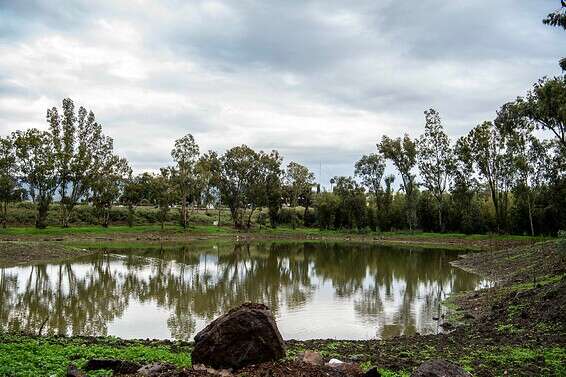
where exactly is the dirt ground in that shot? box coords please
[0,241,94,267]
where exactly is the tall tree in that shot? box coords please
[417,109,454,232]
[218,145,258,229]
[0,136,24,228]
[256,151,283,229]
[48,98,113,227]
[171,134,200,229]
[285,162,315,229]
[198,151,222,225]
[354,153,385,205]
[466,121,512,232]
[378,134,418,231]
[13,129,58,229]
[495,101,550,236]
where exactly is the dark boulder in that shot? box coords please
[84,359,141,374]
[411,360,471,377]
[192,303,286,369]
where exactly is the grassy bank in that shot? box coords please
[0,224,548,252]
[0,240,564,376]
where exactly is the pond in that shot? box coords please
[0,241,488,340]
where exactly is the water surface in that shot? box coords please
[0,241,487,340]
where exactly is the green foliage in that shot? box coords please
[0,334,191,377]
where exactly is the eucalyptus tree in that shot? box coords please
[495,101,550,236]
[148,168,178,230]
[218,145,259,229]
[171,134,200,229]
[0,136,24,228]
[466,121,512,232]
[47,98,113,227]
[13,129,58,229]
[257,150,283,228]
[378,134,418,231]
[354,153,385,205]
[121,173,146,227]
[523,76,566,153]
[332,176,367,229]
[91,156,130,228]
[417,109,454,232]
[453,135,480,232]
[285,162,315,229]
[198,151,222,224]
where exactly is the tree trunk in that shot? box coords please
[181,197,187,229]
[127,204,134,227]
[2,201,7,229]
[36,199,50,229]
[527,192,535,237]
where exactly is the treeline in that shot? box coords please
[0,75,564,235]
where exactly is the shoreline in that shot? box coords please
[0,236,564,376]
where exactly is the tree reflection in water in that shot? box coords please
[0,242,486,340]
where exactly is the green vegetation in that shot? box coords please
[0,334,191,377]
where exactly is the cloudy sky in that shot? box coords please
[0,0,563,184]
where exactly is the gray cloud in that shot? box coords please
[0,0,563,186]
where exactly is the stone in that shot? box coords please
[137,362,176,376]
[191,303,286,370]
[66,365,85,377]
[193,364,233,376]
[302,351,323,366]
[84,359,141,374]
[364,367,381,377]
[411,360,471,377]
[325,359,363,376]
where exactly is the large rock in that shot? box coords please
[192,303,286,369]
[411,360,471,377]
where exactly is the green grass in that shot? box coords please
[0,223,547,242]
[0,334,191,377]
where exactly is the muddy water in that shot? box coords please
[0,241,488,340]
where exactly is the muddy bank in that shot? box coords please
[0,241,94,267]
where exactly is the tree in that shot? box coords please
[198,151,222,225]
[91,156,130,228]
[315,192,340,230]
[285,162,315,229]
[13,129,58,229]
[524,76,566,152]
[354,153,385,205]
[0,136,24,228]
[543,2,566,70]
[171,134,200,229]
[218,145,258,229]
[332,176,367,229]
[47,98,114,227]
[378,134,418,231]
[466,121,512,232]
[148,168,178,230]
[417,109,454,232]
[453,136,481,233]
[257,151,283,229]
[121,173,146,227]
[495,101,550,236]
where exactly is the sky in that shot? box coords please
[0,0,564,185]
